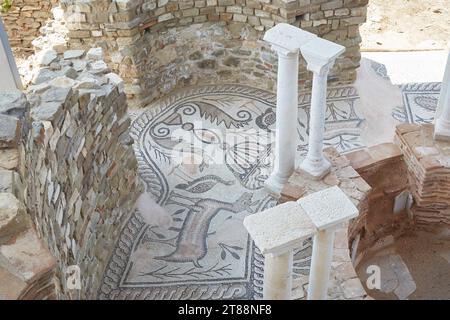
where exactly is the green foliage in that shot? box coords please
[1,0,13,13]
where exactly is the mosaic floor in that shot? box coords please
[393,82,441,124]
[98,84,364,300]
[98,53,444,299]
[368,57,442,126]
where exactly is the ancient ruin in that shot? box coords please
[0,0,449,301]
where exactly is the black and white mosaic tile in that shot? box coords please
[392,82,441,124]
[98,84,364,300]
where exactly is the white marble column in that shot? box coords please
[262,23,316,194]
[307,228,335,300]
[298,38,345,180]
[298,186,359,300]
[263,251,294,299]
[265,47,300,193]
[434,50,450,141]
[0,17,22,92]
[243,201,316,300]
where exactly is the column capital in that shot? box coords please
[270,44,299,58]
[301,37,345,76]
[264,23,316,56]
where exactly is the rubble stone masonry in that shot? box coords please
[0,37,143,298]
[3,1,368,107]
[55,0,368,107]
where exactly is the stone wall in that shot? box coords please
[59,0,368,107]
[0,91,57,300]
[2,14,143,298]
[22,45,143,299]
[1,0,58,54]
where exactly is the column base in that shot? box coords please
[264,173,289,196]
[434,118,450,142]
[297,157,331,181]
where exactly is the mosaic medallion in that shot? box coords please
[98,84,364,300]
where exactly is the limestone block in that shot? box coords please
[0,114,20,149]
[0,228,56,283]
[63,49,85,60]
[0,193,29,244]
[30,102,64,122]
[86,47,103,61]
[35,49,58,66]
[0,149,19,170]
[244,201,316,254]
[0,92,28,119]
[298,186,359,230]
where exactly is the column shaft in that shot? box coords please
[307,72,328,163]
[298,67,331,179]
[263,251,293,300]
[266,50,299,193]
[307,229,335,300]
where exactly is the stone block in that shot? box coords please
[0,115,20,149]
[298,186,359,230]
[0,149,19,170]
[244,201,316,254]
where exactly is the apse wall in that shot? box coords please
[58,0,368,107]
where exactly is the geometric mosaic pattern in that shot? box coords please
[98,84,364,300]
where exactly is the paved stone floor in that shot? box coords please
[99,52,446,300]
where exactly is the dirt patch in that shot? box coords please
[360,0,450,51]
[356,227,450,300]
